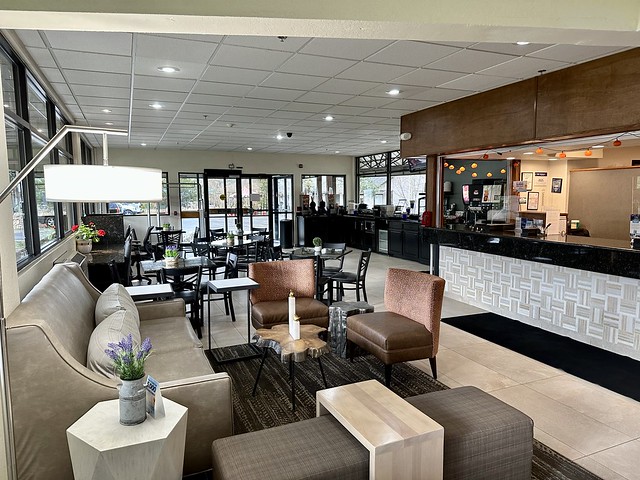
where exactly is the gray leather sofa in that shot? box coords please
[6,262,232,479]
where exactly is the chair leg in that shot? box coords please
[362,281,367,303]
[228,293,236,322]
[347,340,355,363]
[355,284,360,302]
[429,356,437,379]
[384,364,392,388]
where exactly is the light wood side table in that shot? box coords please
[316,380,444,480]
[66,398,187,480]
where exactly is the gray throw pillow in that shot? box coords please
[95,283,139,327]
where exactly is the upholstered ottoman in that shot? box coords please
[211,386,533,480]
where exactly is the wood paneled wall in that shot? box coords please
[401,48,640,157]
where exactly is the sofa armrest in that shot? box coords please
[136,298,186,321]
[161,373,234,474]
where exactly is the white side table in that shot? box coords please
[67,398,187,480]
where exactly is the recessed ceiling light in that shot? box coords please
[380,140,388,144]
[3,104,9,108]
[157,66,180,73]
[335,151,340,154]
[149,103,163,109]
[324,115,334,121]
[101,109,112,113]
[387,89,400,95]
[37,128,43,133]
[247,147,253,151]
[592,145,605,149]
[276,134,284,140]
[506,156,515,160]
[516,41,530,46]
[140,143,147,146]
[523,151,534,155]
[105,122,114,126]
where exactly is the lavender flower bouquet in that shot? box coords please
[105,334,152,380]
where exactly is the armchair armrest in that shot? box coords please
[136,298,186,321]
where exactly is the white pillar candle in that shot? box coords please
[292,315,301,340]
[288,290,296,336]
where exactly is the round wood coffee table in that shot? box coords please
[252,324,330,411]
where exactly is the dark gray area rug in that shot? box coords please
[209,344,601,480]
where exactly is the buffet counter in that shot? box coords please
[423,227,640,361]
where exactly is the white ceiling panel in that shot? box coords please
[75,96,130,108]
[479,56,569,79]
[192,81,253,97]
[135,34,217,63]
[382,99,439,111]
[186,94,239,107]
[65,69,130,88]
[529,44,626,63]
[439,73,515,91]
[260,72,328,90]
[366,41,460,67]
[234,98,289,110]
[340,96,395,108]
[325,105,372,116]
[70,84,130,99]
[224,35,310,52]
[394,68,467,87]
[53,50,131,74]
[280,102,331,113]
[313,78,378,95]
[469,42,553,56]
[134,75,196,92]
[211,44,293,71]
[278,54,356,77]
[267,110,314,120]
[246,86,304,101]
[300,38,392,60]
[201,65,271,85]
[15,31,46,48]
[337,62,415,82]
[426,49,516,74]
[294,91,353,105]
[133,89,189,103]
[407,87,472,102]
[134,56,206,80]
[50,82,73,96]
[45,31,132,56]
[27,47,57,68]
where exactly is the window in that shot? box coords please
[27,79,49,138]
[5,121,29,261]
[357,150,426,212]
[31,134,57,249]
[301,174,346,207]
[106,172,169,216]
[1,51,16,113]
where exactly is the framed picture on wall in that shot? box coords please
[527,191,539,210]
[551,177,563,193]
[521,172,533,191]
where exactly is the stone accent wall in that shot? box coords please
[440,246,640,360]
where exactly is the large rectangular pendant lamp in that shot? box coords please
[43,165,163,202]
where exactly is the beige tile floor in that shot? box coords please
[202,250,640,480]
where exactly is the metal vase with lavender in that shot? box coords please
[106,334,153,425]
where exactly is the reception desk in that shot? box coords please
[424,227,640,361]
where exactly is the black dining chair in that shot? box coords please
[161,265,203,338]
[200,252,239,323]
[322,242,347,276]
[332,249,372,302]
[130,227,154,284]
[108,235,133,287]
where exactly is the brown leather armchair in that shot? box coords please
[249,259,329,329]
[346,268,445,387]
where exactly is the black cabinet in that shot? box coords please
[388,220,428,264]
[419,227,431,264]
[296,216,345,246]
[344,216,377,251]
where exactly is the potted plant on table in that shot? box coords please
[106,334,153,425]
[164,245,180,267]
[226,232,235,246]
[313,237,323,254]
[72,222,106,254]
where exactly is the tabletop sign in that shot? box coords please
[145,375,165,418]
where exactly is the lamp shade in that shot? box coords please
[43,165,163,202]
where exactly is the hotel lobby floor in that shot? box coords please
[202,250,640,480]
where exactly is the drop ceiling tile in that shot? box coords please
[50,82,73,96]
[132,99,183,110]
[202,66,272,85]
[16,31,46,48]
[211,45,293,71]
[394,68,467,87]
[300,38,392,60]
[180,104,228,114]
[479,56,569,78]
[340,96,394,108]
[267,110,314,120]
[246,86,304,101]
[407,87,472,102]
[70,84,130,99]
[225,107,272,118]
[134,89,189,102]
[234,98,289,110]
[294,91,352,104]
[187,94,239,107]
[336,62,414,82]
[359,108,409,118]
[224,35,310,52]
[313,78,378,95]
[134,57,206,80]
[426,49,516,73]
[65,70,131,88]
[39,67,65,84]
[528,44,626,63]
[366,41,460,67]
[382,99,438,111]
[27,48,57,68]
[54,50,131,74]
[192,81,253,97]
[278,54,356,77]
[76,96,130,108]
[260,72,328,90]
[439,73,515,91]
[326,105,372,115]
[134,75,195,92]
[469,42,553,56]
[45,31,132,55]
[136,34,217,64]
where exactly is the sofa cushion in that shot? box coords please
[95,283,139,327]
[139,316,203,351]
[144,348,214,382]
[87,309,141,379]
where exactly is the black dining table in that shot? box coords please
[289,247,352,303]
[140,256,220,279]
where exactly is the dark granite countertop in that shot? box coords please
[423,227,640,279]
